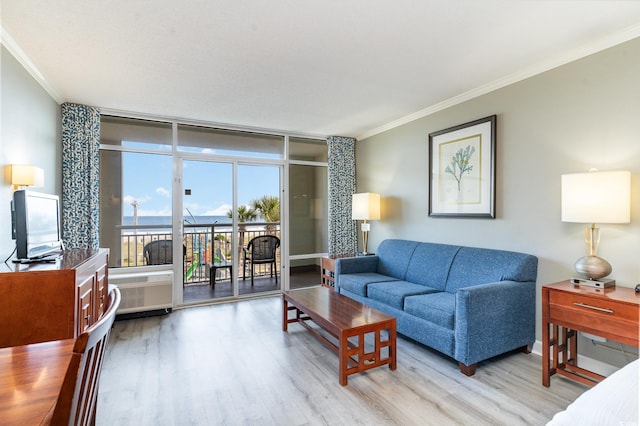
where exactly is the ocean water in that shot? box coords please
[123,215,231,226]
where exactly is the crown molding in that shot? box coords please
[1,26,64,104]
[358,23,640,141]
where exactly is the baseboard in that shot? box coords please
[531,340,619,377]
[116,308,172,321]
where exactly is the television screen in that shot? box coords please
[12,190,63,260]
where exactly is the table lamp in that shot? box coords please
[352,193,380,255]
[561,170,630,287]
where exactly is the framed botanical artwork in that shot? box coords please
[428,115,496,218]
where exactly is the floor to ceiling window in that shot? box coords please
[99,115,327,309]
[288,137,328,289]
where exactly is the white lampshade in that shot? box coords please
[6,164,44,189]
[561,170,630,224]
[352,193,381,220]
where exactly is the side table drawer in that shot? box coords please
[549,291,639,342]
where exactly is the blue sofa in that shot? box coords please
[334,239,538,376]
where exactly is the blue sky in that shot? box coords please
[121,153,279,218]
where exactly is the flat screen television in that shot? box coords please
[12,189,63,260]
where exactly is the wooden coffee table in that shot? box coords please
[282,287,396,385]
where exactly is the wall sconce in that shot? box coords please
[561,170,630,287]
[5,165,45,190]
[352,192,381,255]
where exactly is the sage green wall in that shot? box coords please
[356,38,640,367]
[0,46,61,260]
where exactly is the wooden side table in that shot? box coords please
[321,254,354,289]
[542,280,640,387]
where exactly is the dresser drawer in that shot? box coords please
[549,291,639,343]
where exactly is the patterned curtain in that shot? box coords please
[327,136,357,255]
[61,103,100,249]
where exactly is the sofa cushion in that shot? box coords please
[376,239,420,280]
[445,247,538,293]
[367,281,439,310]
[404,292,456,329]
[405,243,460,291]
[338,273,398,297]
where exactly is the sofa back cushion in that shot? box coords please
[376,239,420,280]
[445,247,538,293]
[405,243,460,291]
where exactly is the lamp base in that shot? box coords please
[570,277,616,289]
[574,255,612,280]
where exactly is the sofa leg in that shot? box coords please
[459,362,477,376]
[521,343,533,354]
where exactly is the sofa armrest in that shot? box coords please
[334,256,379,291]
[454,280,536,366]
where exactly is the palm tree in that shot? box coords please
[227,205,257,263]
[251,195,280,224]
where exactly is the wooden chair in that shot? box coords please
[242,235,280,286]
[44,287,121,426]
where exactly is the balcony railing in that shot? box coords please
[117,222,280,286]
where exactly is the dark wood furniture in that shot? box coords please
[320,254,354,289]
[282,287,396,385]
[0,248,110,348]
[542,280,640,387]
[0,339,75,424]
[47,287,121,426]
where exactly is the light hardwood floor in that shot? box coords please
[98,295,587,425]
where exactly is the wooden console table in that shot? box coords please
[0,249,109,348]
[542,280,640,387]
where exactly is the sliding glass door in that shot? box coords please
[180,159,281,304]
[181,160,234,303]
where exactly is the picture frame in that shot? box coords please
[428,115,496,218]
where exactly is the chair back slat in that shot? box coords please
[47,287,121,426]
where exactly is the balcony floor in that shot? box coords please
[182,267,319,303]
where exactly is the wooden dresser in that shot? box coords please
[0,248,109,348]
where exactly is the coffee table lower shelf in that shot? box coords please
[282,287,396,386]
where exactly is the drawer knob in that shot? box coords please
[573,302,613,314]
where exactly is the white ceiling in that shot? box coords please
[2,1,640,139]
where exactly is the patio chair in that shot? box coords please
[144,240,186,265]
[143,240,173,265]
[243,235,280,286]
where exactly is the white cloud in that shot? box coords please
[124,195,152,203]
[156,187,170,197]
[205,203,233,216]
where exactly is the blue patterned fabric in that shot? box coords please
[335,238,538,374]
[327,136,357,256]
[61,103,100,249]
